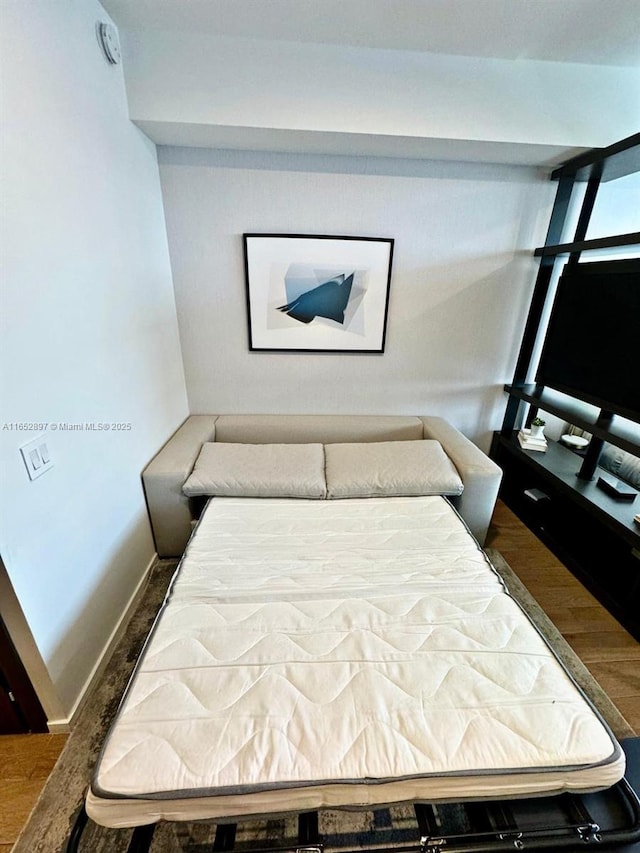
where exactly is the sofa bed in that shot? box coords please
[67,415,640,852]
[141,414,503,556]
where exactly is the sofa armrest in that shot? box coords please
[420,416,502,545]
[142,416,217,557]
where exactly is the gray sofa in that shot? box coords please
[142,414,503,557]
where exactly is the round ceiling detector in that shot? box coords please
[97,22,121,65]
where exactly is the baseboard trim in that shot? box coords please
[46,718,72,734]
[51,553,158,731]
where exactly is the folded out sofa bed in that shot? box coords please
[68,416,640,853]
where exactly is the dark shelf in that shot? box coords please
[534,231,640,258]
[496,434,640,548]
[503,385,640,454]
[499,134,640,639]
[551,132,640,183]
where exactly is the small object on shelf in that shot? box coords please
[596,475,638,502]
[634,513,640,525]
[561,434,590,450]
[524,488,550,502]
[530,417,546,440]
[520,428,547,444]
[518,428,548,452]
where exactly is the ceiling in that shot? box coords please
[101,0,640,67]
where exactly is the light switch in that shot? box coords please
[20,436,54,481]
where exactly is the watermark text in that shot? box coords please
[2,422,132,432]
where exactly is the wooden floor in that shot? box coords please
[486,500,640,734]
[0,499,638,850]
[0,732,67,851]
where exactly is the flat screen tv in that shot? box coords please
[535,258,640,422]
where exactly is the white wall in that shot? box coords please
[0,0,188,717]
[158,148,554,449]
[121,29,640,160]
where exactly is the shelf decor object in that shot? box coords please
[530,417,546,439]
[518,428,548,452]
[243,233,394,353]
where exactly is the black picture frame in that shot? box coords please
[243,233,394,353]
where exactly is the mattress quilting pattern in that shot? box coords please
[91,497,622,820]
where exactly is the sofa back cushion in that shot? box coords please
[599,444,640,489]
[325,440,464,499]
[183,442,327,499]
[213,414,423,445]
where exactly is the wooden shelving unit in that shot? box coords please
[533,230,640,258]
[503,385,640,455]
[492,133,640,639]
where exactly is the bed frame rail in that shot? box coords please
[413,779,640,852]
[211,811,323,853]
[65,778,640,853]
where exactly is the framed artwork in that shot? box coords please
[243,233,394,352]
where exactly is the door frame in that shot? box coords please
[0,612,47,732]
[0,556,66,731]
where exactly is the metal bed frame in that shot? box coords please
[65,774,640,853]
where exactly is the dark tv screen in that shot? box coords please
[535,259,640,421]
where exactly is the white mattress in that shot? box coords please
[88,497,624,828]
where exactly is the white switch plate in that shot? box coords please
[20,435,54,480]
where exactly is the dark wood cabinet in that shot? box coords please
[492,433,640,639]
